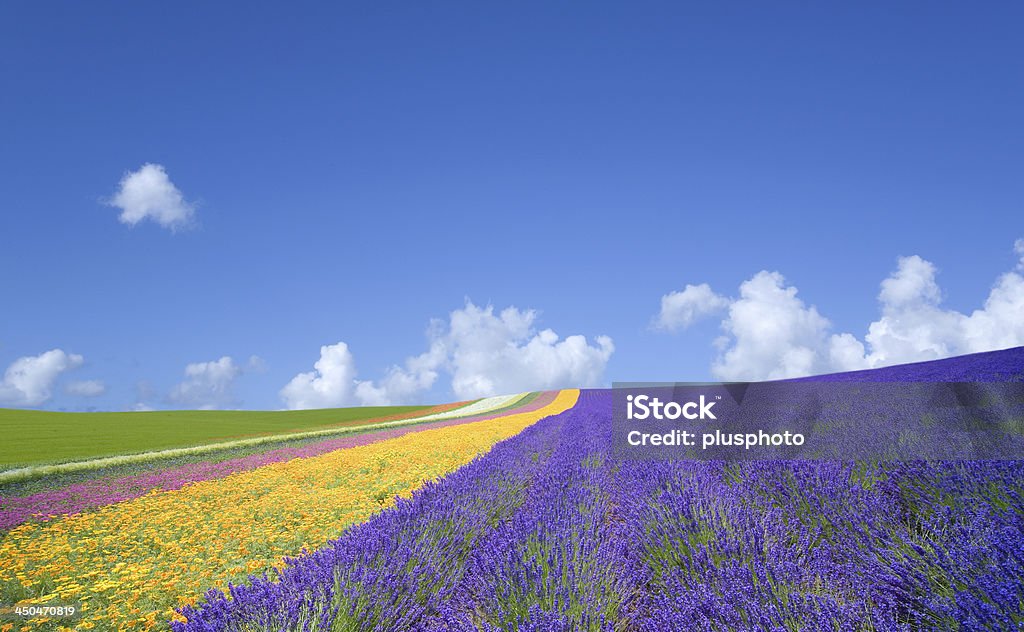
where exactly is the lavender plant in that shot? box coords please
[174,347,1024,631]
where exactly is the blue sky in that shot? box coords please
[2,2,1022,411]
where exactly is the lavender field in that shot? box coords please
[177,348,1024,631]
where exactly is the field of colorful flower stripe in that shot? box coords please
[0,393,540,487]
[0,392,559,531]
[0,390,578,631]
[172,347,1024,632]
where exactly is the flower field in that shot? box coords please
[171,347,1023,632]
[1,347,1022,631]
[0,392,558,531]
[0,391,577,630]
[0,393,540,487]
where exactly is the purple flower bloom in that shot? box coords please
[173,348,1024,631]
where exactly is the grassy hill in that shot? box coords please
[0,405,431,468]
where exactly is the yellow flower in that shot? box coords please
[0,391,578,630]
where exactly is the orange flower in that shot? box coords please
[0,391,578,630]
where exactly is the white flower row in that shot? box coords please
[403,393,529,423]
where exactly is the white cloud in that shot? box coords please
[826,332,870,373]
[960,265,1024,352]
[654,283,730,331]
[107,163,196,231]
[169,356,242,409]
[280,342,358,410]
[66,379,106,397]
[354,342,445,406]
[440,302,614,400]
[656,239,1024,380]
[281,301,615,409]
[857,255,963,367]
[854,249,1024,368]
[0,349,84,406]
[131,403,155,412]
[877,255,942,308]
[712,271,833,381]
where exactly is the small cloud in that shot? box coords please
[280,342,358,410]
[107,163,196,231]
[654,283,730,332]
[0,349,84,407]
[131,403,155,412]
[66,379,106,397]
[354,342,444,406]
[169,356,242,409]
[247,355,268,373]
[877,255,942,308]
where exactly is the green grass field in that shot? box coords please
[0,405,431,468]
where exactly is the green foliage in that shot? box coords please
[0,405,429,468]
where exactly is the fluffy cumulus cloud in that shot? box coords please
[656,240,1024,381]
[857,251,1024,367]
[279,342,359,410]
[168,356,243,409]
[280,302,614,409]
[353,342,445,407]
[65,379,106,397]
[654,283,730,331]
[711,271,832,381]
[107,163,196,231]
[440,303,614,400]
[0,349,84,406]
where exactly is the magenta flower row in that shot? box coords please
[0,392,556,531]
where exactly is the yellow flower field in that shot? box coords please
[0,390,578,631]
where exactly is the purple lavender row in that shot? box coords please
[0,391,557,531]
[438,390,646,630]
[449,392,1024,630]
[621,458,1024,630]
[174,348,1024,631]
[174,393,575,631]
[624,459,905,629]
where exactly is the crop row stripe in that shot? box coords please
[0,393,559,532]
[0,390,579,632]
[0,393,533,485]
